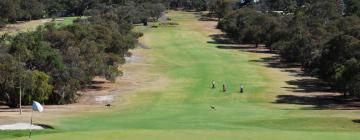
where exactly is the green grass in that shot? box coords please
[55,16,87,28]
[2,11,360,140]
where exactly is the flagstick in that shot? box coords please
[28,110,33,140]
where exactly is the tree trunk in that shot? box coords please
[19,82,22,115]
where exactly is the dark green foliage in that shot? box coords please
[144,3,166,21]
[0,0,44,22]
[20,0,44,20]
[344,0,360,17]
[316,28,360,96]
[0,54,25,107]
[43,0,93,17]
[218,8,280,47]
[0,0,167,24]
[259,0,297,12]
[0,19,6,28]
[26,70,53,104]
[0,0,22,23]
[168,0,206,10]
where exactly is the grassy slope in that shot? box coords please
[2,11,360,140]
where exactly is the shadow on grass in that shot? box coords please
[0,109,24,113]
[208,34,233,44]
[0,105,32,112]
[249,56,302,69]
[284,79,332,93]
[194,11,218,21]
[35,124,55,129]
[207,33,360,110]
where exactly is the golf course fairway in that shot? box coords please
[3,11,360,140]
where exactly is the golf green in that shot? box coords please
[3,11,360,140]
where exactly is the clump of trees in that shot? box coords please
[0,0,167,107]
[218,0,360,97]
[218,8,281,47]
[0,0,46,23]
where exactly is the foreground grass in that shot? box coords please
[2,11,360,140]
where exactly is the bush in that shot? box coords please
[0,19,6,29]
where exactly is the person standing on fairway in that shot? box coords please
[212,80,216,89]
[223,84,227,92]
[240,84,244,93]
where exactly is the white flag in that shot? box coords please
[32,101,44,112]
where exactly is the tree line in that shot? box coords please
[0,0,170,28]
[217,0,360,97]
[0,0,167,107]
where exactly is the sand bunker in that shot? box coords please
[94,95,114,103]
[0,123,44,130]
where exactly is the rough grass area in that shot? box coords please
[2,11,360,140]
[0,17,79,35]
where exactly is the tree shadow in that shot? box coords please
[216,45,254,50]
[86,85,108,91]
[208,34,234,44]
[199,16,218,21]
[83,80,110,91]
[352,120,360,123]
[91,81,107,84]
[0,105,32,112]
[276,95,339,108]
[275,94,360,110]
[34,124,55,129]
[284,79,332,93]
[0,110,22,112]
[274,75,360,110]
[208,34,274,54]
[194,12,218,21]
[249,56,303,71]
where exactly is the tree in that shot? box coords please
[143,3,166,22]
[316,28,360,96]
[20,0,44,20]
[28,70,53,104]
[344,0,360,17]
[214,0,234,21]
[0,54,29,108]
[0,0,21,23]
[260,0,297,13]
[219,8,280,47]
[305,0,342,24]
